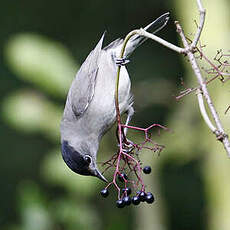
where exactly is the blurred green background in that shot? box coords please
[1,0,230,230]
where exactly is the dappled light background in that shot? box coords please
[0,0,230,230]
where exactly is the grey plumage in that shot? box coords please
[60,13,169,182]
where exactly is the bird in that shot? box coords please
[60,13,169,182]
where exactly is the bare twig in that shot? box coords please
[175,18,230,156]
[138,29,185,54]
[176,87,198,100]
[197,47,225,79]
[225,106,230,114]
[191,0,206,48]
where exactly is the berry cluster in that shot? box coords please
[115,190,155,208]
[100,166,155,208]
[100,123,167,208]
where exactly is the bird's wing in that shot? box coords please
[69,33,105,117]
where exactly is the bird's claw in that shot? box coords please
[118,139,134,153]
[115,57,130,66]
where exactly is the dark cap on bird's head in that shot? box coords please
[61,140,107,182]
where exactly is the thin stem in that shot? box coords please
[197,47,224,79]
[115,30,139,123]
[196,89,216,132]
[191,0,206,48]
[138,29,184,54]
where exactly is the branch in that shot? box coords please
[197,47,225,80]
[138,29,184,54]
[196,89,216,132]
[191,0,206,48]
[176,20,230,157]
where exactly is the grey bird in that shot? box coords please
[60,13,169,182]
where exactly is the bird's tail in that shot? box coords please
[124,12,170,58]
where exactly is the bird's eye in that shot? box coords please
[84,155,92,164]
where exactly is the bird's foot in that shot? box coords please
[115,57,130,66]
[118,139,134,153]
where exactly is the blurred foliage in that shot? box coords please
[5,34,76,97]
[0,0,230,230]
[2,90,61,140]
[41,149,98,195]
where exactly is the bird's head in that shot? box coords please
[61,140,107,182]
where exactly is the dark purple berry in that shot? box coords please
[122,187,132,196]
[123,196,131,206]
[116,199,125,208]
[118,173,128,182]
[145,192,155,204]
[100,188,109,198]
[139,191,146,202]
[132,196,140,205]
[143,166,152,174]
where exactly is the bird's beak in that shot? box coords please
[94,168,108,183]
